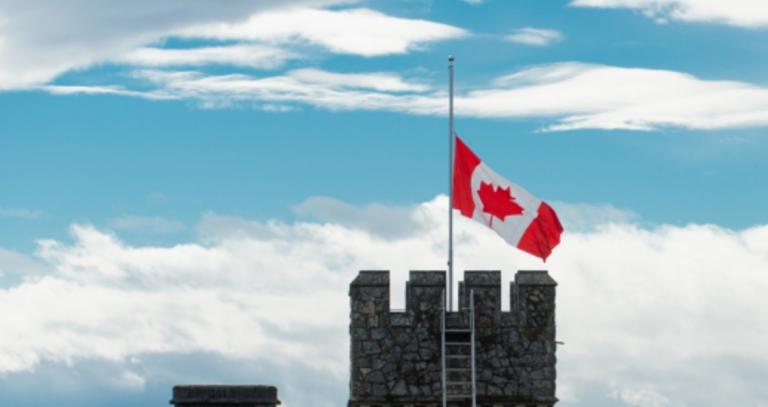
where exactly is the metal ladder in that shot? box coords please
[441,289,476,407]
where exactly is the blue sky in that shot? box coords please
[1,1,768,406]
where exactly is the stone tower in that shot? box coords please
[348,270,557,406]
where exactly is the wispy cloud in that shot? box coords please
[43,85,174,100]
[109,215,185,234]
[571,0,768,28]
[0,0,335,89]
[292,196,429,239]
[505,27,563,46]
[147,192,169,204]
[288,68,429,92]
[611,386,673,407]
[115,44,300,69]
[176,8,468,57]
[0,207,42,220]
[52,62,768,131]
[0,2,464,90]
[125,68,437,111]
[466,62,768,131]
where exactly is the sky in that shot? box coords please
[1,0,768,406]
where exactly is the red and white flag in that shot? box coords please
[452,135,563,261]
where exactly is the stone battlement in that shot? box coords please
[349,270,557,406]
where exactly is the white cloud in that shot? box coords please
[459,62,768,130]
[43,85,174,100]
[110,370,146,392]
[127,68,436,111]
[505,27,563,46]
[84,62,768,131]
[549,201,639,231]
[0,0,335,89]
[116,44,300,69]
[611,386,673,407]
[1,195,768,406]
[288,68,429,92]
[292,195,430,238]
[0,2,464,89]
[0,248,48,278]
[109,215,185,234]
[177,8,468,57]
[571,0,768,28]
[0,207,42,220]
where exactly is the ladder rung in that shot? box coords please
[442,299,476,405]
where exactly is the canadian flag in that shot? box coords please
[452,135,563,261]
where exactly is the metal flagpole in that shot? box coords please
[447,54,455,312]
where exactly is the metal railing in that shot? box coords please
[470,289,476,407]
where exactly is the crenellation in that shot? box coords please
[350,271,390,331]
[406,271,445,317]
[515,271,557,343]
[459,270,501,312]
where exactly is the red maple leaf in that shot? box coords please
[477,182,524,226]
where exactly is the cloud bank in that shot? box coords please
[1,195,767,406]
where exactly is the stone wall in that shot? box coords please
[349,270,557,406]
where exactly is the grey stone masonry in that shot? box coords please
[170,385,280,407]
[349,270,557,407]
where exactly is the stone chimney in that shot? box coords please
[170,385,280,407]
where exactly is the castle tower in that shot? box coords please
[349,270,557,406]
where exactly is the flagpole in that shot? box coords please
[448,54,455,312]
